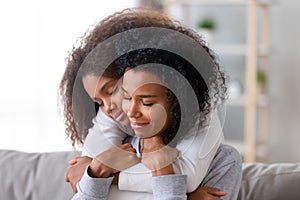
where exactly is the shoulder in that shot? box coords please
[199,144,243,189]
[204,144,242,179]
[213,144,242,166]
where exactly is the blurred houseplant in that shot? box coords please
[257,68,267,94]
[197,17,217,44]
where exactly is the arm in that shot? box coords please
[173,115,223,193]
[67,109,130,191]
[72,167,114,200]
[187,187,227,200]
[197,144,243,200]
[142,136,188,200]
[72,143,140,200]
[82,109,128,157]
[152,174,187,200]
[119,112,223,193]
[66,156,93,193]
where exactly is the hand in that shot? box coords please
[89,143,140,178]
[65,156,93,193]
[187,186,227,200]
[140,137,178,176]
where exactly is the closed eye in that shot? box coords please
[123,96,131,101]
[142,102,153,106]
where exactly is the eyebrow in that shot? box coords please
[99,79,115,94]
[121,87,157,98]
[121,86,128,94]
[137,94,157,98]
[91,79,116,100]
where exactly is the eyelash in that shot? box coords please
[109,86,118,95]
[142,102,153,106]
[123,97,131,101]
[123,97,153,106]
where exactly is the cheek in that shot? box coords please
[112,89,123,108]
[122,99,129,113]
[147,104,169,134]
[148,104,167,120]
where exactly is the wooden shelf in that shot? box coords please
[165,0,271,163]
[227,94,269,107]
[210,43,269,56]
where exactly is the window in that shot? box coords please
[0,0,137,152]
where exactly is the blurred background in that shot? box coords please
[0,0,299,163]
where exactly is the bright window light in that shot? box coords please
[0,0,137,152]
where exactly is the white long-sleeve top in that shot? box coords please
[82,108,223,193]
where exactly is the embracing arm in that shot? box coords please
[81,109,128,157]
[119,113,223,193]
[72,143,140,200]
[66,110,129,192]
[142,136,188,200]
[72,166,114,200]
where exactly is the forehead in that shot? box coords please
[123,69,164,90]
[82,75,117,96]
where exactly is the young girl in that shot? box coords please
[61,8,241,199]
[71,48,227,199]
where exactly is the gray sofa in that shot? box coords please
[0,149,299,200]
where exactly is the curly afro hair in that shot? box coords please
[59,8,227,147]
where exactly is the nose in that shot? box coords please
[110,102,117,111]
[102,98,112,115]
[126,101,141,119]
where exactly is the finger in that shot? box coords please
[126,146,137,153]
[65,174,70,182]
[119,144,136,153]
[71,183,78,193]
[130,148,137,153]
[121,144,133,150]
[202,187,227,196]
[120,143,132,147]
[68,159,78,165]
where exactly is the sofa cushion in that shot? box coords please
[0,149,80,200]
[1,149,300,200]
[239,162,300,200]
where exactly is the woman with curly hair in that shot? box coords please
[61,8,242,200]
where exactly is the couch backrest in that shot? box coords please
[0,149,80,200]
[239,162,300,200]
[1,149,300,200]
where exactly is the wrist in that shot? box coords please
[152,164,174,176]
[88,159,111,178]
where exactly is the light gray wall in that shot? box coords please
[171,0,300,162]
[268,0,300,162]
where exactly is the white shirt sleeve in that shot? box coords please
[119,111,224,193]
[82,109,128,158]
[173,112,224,192]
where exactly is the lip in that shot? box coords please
[130,121,150,129]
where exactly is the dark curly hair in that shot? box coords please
[59,7,227,147]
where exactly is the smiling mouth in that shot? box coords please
[130,121,150,129]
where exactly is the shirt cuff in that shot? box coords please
[76,166,114,199]
[151,174,187,200]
